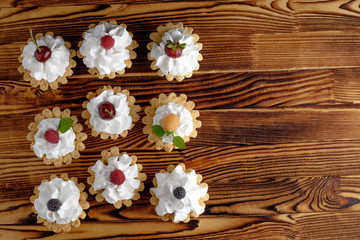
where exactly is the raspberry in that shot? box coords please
[101,35,115,50]
[110,170,126,185]
[44,129,60,144]
[173,187,186,199]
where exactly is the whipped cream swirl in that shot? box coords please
[91,154,140,204]
[151,166,208,222]
[79,22,133,75]
[87,89,132,134]
[21,35,70,82]
[150,28,200,76]
[153,102,193,144]
[34,178,82,224]
[33,118,75,159]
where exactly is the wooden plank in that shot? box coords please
[0,70,335,115]
[2,140,360,186]
[2,211,360,239]
[333,68,360,104]
[0,215,297,239]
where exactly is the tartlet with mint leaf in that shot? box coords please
[143,93,201,152]
[27,107,87,167]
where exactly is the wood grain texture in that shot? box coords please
[0,69,335,114]
[2,1,360,239]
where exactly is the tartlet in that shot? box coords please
[82,85,141,140]
[143,92,201,152]
[30,174,89,233]
[78,20,138,79]
[18,31,76,91]
[27,107,87,167]
[147,22,203,82]
[87,146,147,209]
[150,163,209,223]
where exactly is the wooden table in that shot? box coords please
[1,1,360,239]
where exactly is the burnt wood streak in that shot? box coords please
[1,1,360,239]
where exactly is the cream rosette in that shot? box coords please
[18,32,76,91]
[27,107,87,167]
[150,163,209,223]
[147,22,203,82]
[87,146,147,209]
[30,174,90,233]
[143,93,201,152]
[78,20,138,79]
[82,86,141,140]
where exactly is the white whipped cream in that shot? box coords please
[151,166,208,222]
[33,118,75,159]
[34,178,82,224]
[79,22,133,75]
[87,89,132,134]
[153,102,193,144]
[150,28,200,76]
[21,35,70,82]
[91,154,140,204]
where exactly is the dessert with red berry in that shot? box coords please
[147,22,203,82]
[87,147,146,209]
[82,85,141,140]
[27,107,87,167]
[18,29,76,91]
[143,93,202,152]
[78,20,138,79]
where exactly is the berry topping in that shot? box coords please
[110,170,126,185]
[34,46,52,62]
[98,102,116,120]
[47,198,62,212]
[161,114,180,131]
[44,129,60,144]
[101,35,115,50]
[173,187,186,200]
[29,28,52,62]
[164,40,186,58]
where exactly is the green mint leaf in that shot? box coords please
[152,125,165,137]
[173,136,185,149]
[58,118,74,133]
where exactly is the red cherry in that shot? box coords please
[34,46,52,62]
[44,129,60,144]
[98,102,116,120]
[110,170,126,185]
[101,35,115,50]
[165,44,183,58]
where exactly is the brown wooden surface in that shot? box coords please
[1,1,360,239]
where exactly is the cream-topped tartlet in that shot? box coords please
[150,163,209,223]
[143,93,201,152]
[78,20,138,79]
[27,107,87,167]
[82,86,141,140]
[18,29,76,90]
[147,22,203,82]
[88,146,146,209]
[30,174,89,233]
